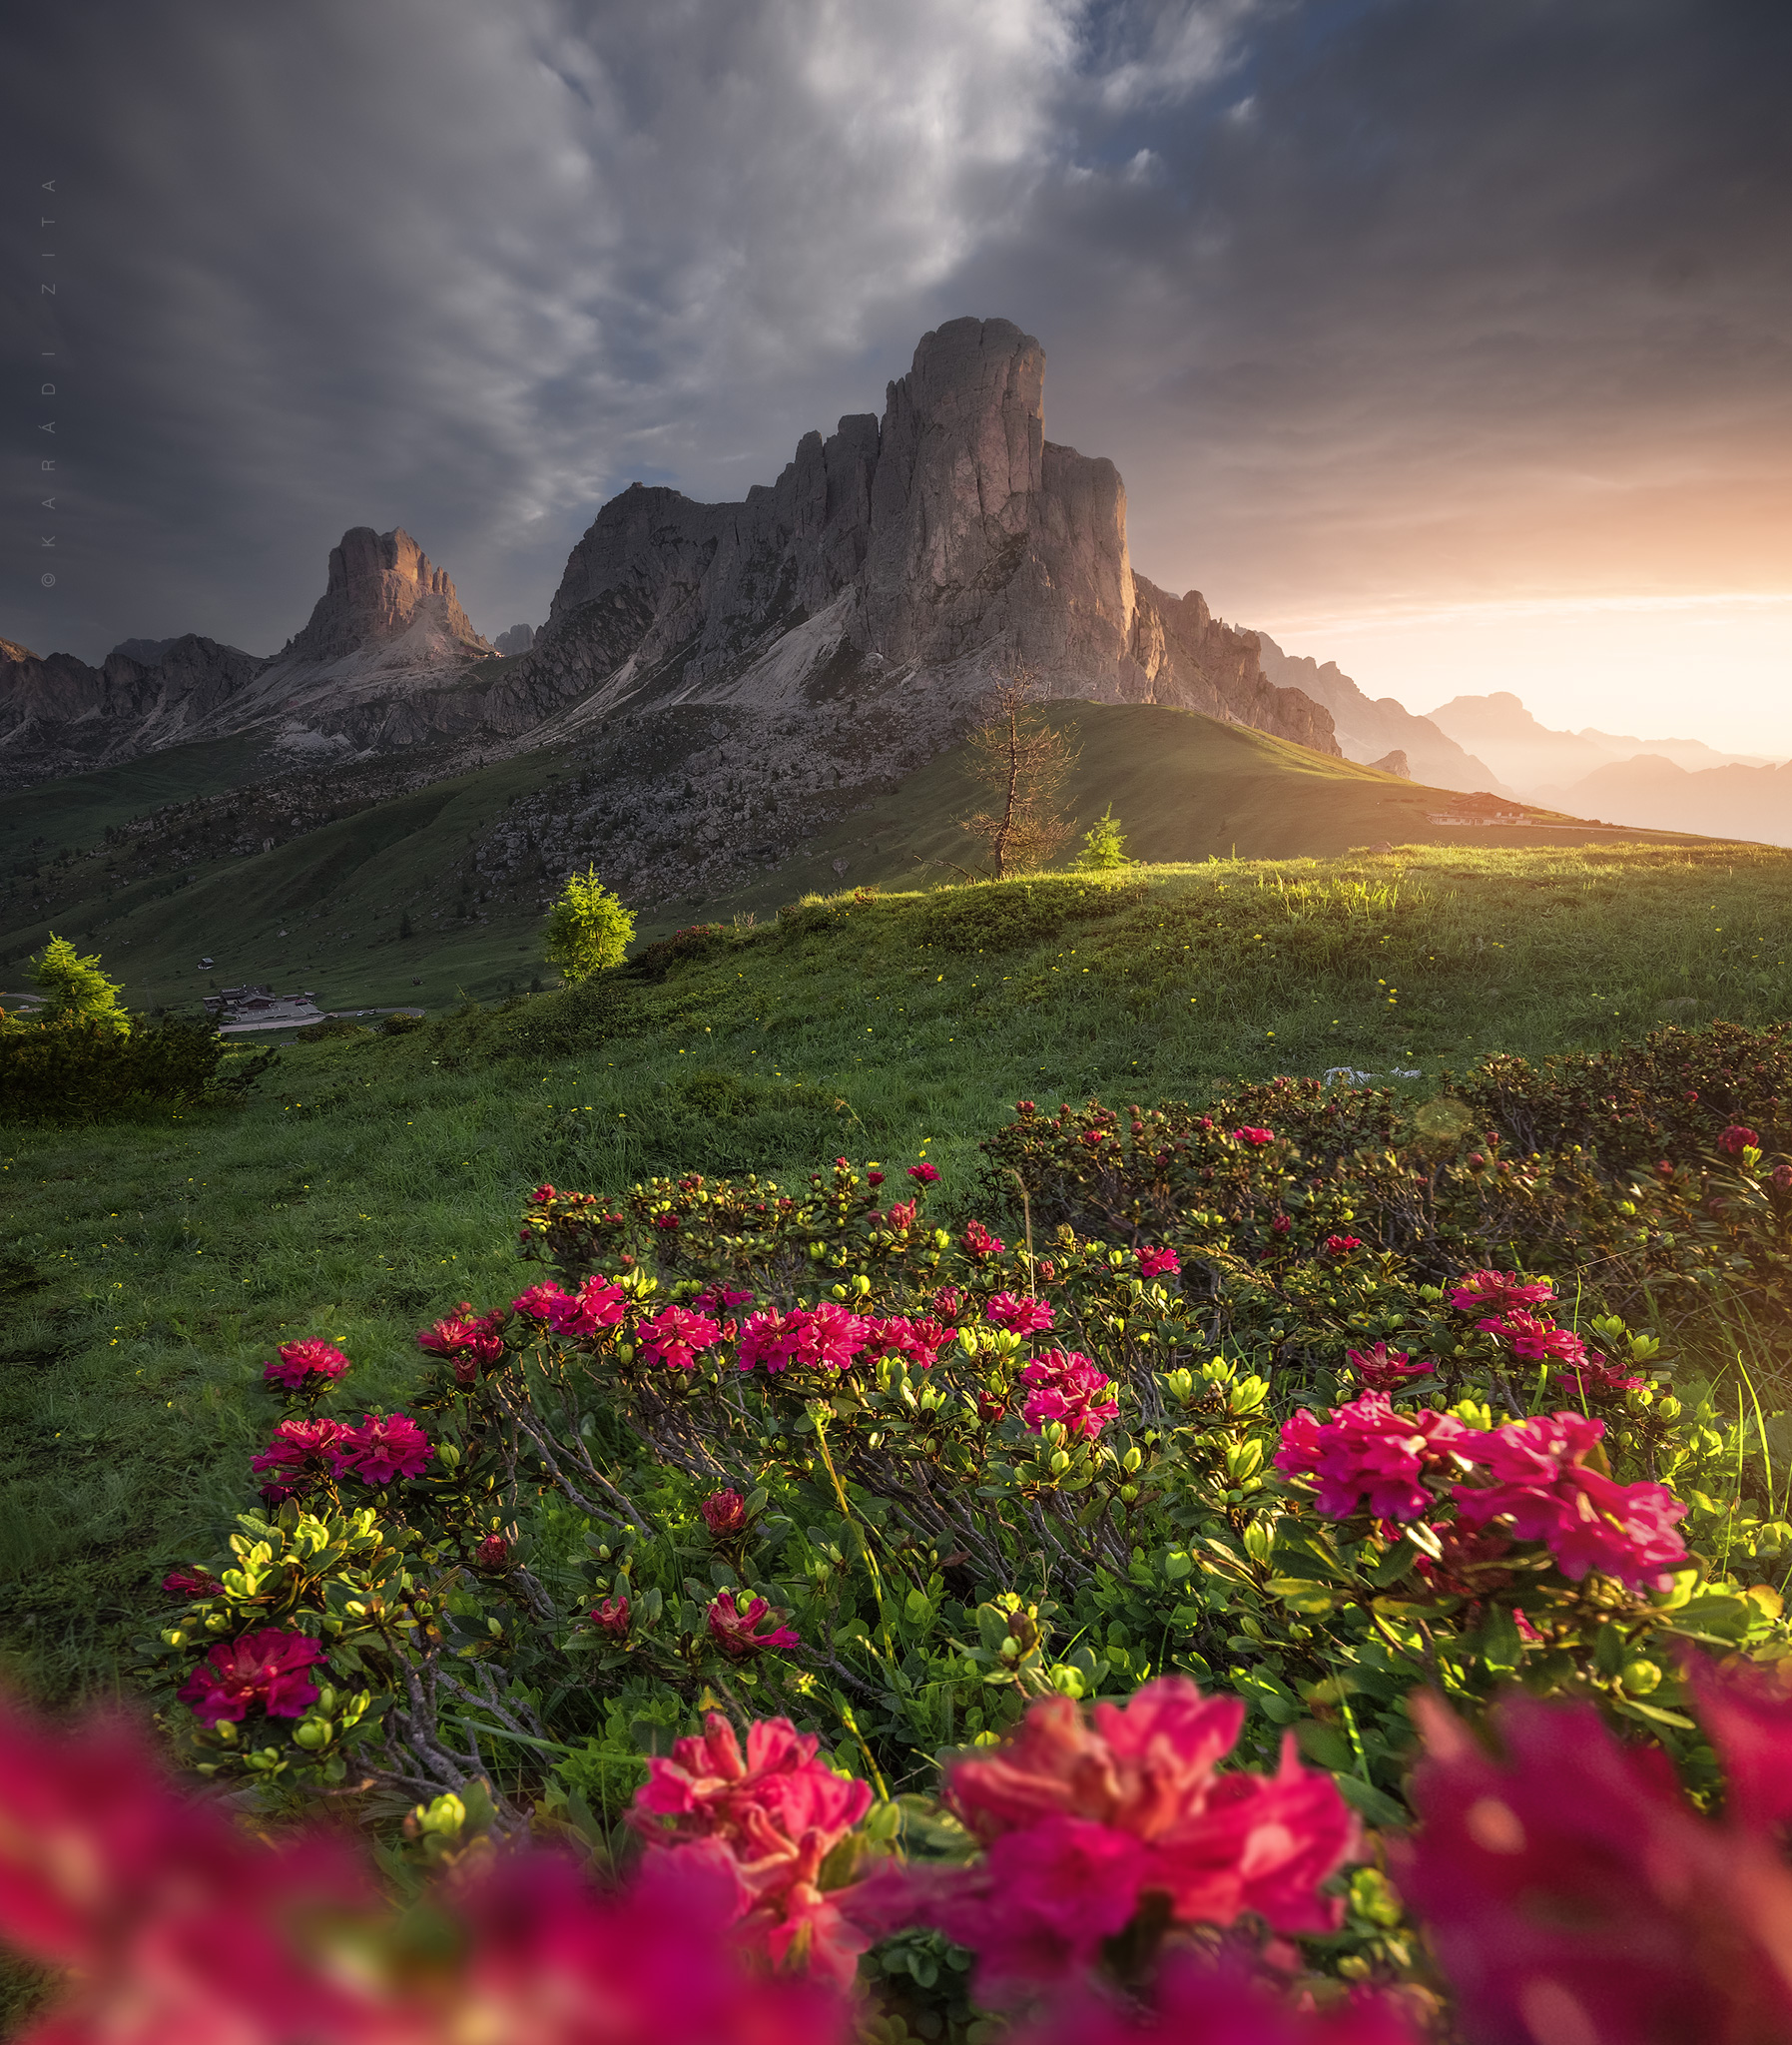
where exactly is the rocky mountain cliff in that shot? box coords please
[0,633,262,788]
[480,319,1336,760]
[1254,633,1507,795]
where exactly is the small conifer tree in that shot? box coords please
[543,866,635,984]
[29,935,130,1036]
[1075,804,1133,871]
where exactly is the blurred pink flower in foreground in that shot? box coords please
[630,1712,874,1986]
[882,1676,1357,2003]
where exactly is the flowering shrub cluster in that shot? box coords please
[14,1657,1792,2040]
[130,1038,1792,2038]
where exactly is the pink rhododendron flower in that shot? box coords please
[1015,1955,1422,2045]
[1719,1123,1761,1155]
[545,1273,628,1337]
[161,1568,225,1600]
[867,1169,884,1185]
[1137,1246,1181,1278]
[707,1594,801,1660]
[630,1712,874,1988]
[332,1411,431,1486]
[1477,1309,1590,1368]
[177,1628,326,1725]
[932,1285,963,1318]
[456,1847,846,2044]
[251,1415,350,1480]
[1271,1212,1292,1236]
[0,1697,393,2042]
[1345,1344,1437,1395]
[1324,1233,1364,1257]
[907,1160,940,1183]
[865,1315,951,1368]
[640,1303,723,1370]
[417,1302,506,1367]
[1395,1687,1792,2045]
[1446,1267,1555,1314]
[593,1595,631,1638]
[1553,1354,1646,1397]
[510,1279,565,1319]
[473,1534,509,1569]
[985,1291,1055,1335]
[893,1678,1356,2002]
[702,1489,748,1538]
[1233,1125,1275,1146]
[962,1219,1005,1258]
[1682,1655,1792,1836]
[693,1284,756,1316]
[1274,1393,1471,1522]
[738,1304,870,1374]
[1452,1411,1688,1591]
[261,1338,349,1390]
[1019,1352,1120,1442]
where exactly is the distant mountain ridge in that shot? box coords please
[0,318,1338,797]
[1427,690,1767,796]
[1252,634,1509,795]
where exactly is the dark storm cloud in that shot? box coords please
[5,0,1787,664]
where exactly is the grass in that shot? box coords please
[0,701,1712,1018]
[4,839,1792,1708]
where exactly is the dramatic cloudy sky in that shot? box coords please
[8,0,1790,749]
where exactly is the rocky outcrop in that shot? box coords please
[500,317,1337,756]
[1369,750,1412,778]
[281,527,487,667]
[1255,634,1506,794]
[493,624,535,656]
[0,633,261,787]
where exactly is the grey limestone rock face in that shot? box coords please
[281,526,489,666]
[512,316,1337,755]
[493,624,536,656]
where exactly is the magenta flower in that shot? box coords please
[593,1595,631,1639]
[1019,1352,1120,1443]
[883,1198,918,1229]
[545,1274,627,1337]
[1446,1267,1555,1314]
[907,1161,940,1183]
[473,1534,509,1569]
[1324,1233,1365,1257]
[1274,1393,1470,1522]
[1137,1246,1181,1278]
[985,1292,1055,1335]
[177,1628,326,1725]
[1345,1344,1437,1395]
[161,1568,225,1600]
[932,1285,963,1318]
[1719,1123,1760,1155]
[962,1219,1004,1259]
[701,1489,748,1538]
[867,1315,951,1368]
[630,1712,873,1987]
[1553,1355,1646,1397]
[1396,1686,1792,2045]
[1452,1411,1688,1591]
[417,1303,506,1366]
[738,1303,870,1374]
[896,1678,1357,2003]
[510,1280,564,1319]
[251,1415,350,1480]
[1477,1308,1591,1368]
[1233,1125,1275,1146]
[261,1339,349,1391]
[706,1594,800,1660]
[691,1284,755,1316]
[639,1304,722,1370]
[331,1412,431,1486]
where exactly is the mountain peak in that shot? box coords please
[283,526,489,666]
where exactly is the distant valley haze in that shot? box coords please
[6,0,1790,758]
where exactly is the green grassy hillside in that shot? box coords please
[4,843,1792,1706]
[0,702,1710,1016]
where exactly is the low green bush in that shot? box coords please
[0,1011,271,1121]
